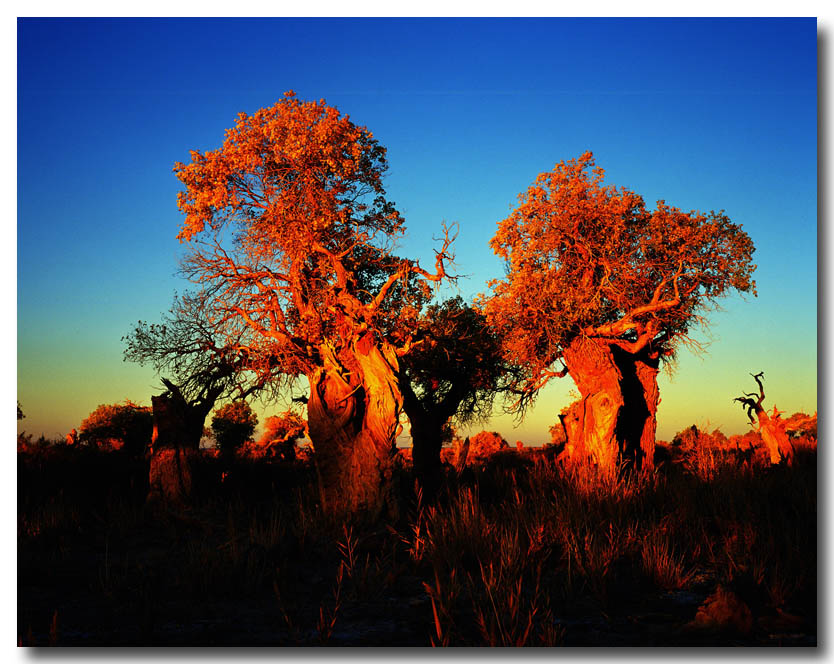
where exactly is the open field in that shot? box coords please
[18,435,816,646]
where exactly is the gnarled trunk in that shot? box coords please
[561,338,660,474]
[756,408,793,465]
[147,387,211,508]
[307,334,402,519]
[734,373,793,465]
[610,346,659,473]
[561,338,623,473]
[633,355,659,473]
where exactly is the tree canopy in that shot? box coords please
[124,290,275,405]
[483,151,757,404]
[401,296,507,430]
[174,91,452,382]
[212,400,258,456]
[78,400,153,454]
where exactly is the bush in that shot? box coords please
[783,412,817,439]
[243,410,306,460]
[212,401,258,457]
[467,431,509,463]
[78,400,152,455]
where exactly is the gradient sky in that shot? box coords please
[16,17,817,444]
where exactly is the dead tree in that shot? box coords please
[734,372,793,465]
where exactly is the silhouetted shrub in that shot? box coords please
[212,401,258,457]
[78,400,152,455]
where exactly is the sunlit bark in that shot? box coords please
[560,338,659,474]
[735,373,793,465]
[483,152,756,478]
[307,336,402,519]
[561,338,623,473]
[633,355,659,473]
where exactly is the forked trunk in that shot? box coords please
[734,373,793,465]
[307,334,402,519]
[561,338,660,474]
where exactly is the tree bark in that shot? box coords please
[561,338,623,474]
[561,338,660,474]
[734,374,793,465]
[147,385,213,508]
[307,334,402,519]
[755,408,793,465]
[401,377,448,499]
[633,355,659,473]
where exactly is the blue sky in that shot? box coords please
[16,17,817,443]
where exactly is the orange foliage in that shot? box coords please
[482,152,757,401]
[78,400,152,453]
[172,93,457,515]
[173,91,453,381]
[243,410,306,460]
[467,431,509,463]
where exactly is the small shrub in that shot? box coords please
[78,400,152,455]
[467,431,508,463]
[212,401,258,457]
[243,410,305,460]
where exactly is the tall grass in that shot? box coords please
[18,439,816,645]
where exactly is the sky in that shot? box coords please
[15,17,818,445]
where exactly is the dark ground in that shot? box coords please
[18,445,817,647]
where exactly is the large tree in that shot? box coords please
[483,152,756,473]
[399,296,507,494]
[173,92,452,517]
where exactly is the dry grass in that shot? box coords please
[18,435,816,646]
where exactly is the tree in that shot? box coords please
[399,297,508,493]
[212,400,258,457]
[124,289,276,407]
[78,400,153,455]
[734,372,793,464]
[125,290,274,505]
[484,152,756,474]
[173,92,453,517]
[248,410,307,460]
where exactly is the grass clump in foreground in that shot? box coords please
[18,439,816,646]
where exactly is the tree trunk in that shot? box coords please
[561,338,660,474]
[147,389,210,508]
[307,334,402,519]
[401,378,447,499]
[148,447,194,508]
[406,410,445,499]
[561,338,624,474]
[633,355,659,473]
[610,346,659,473]
[756,408,793,465]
